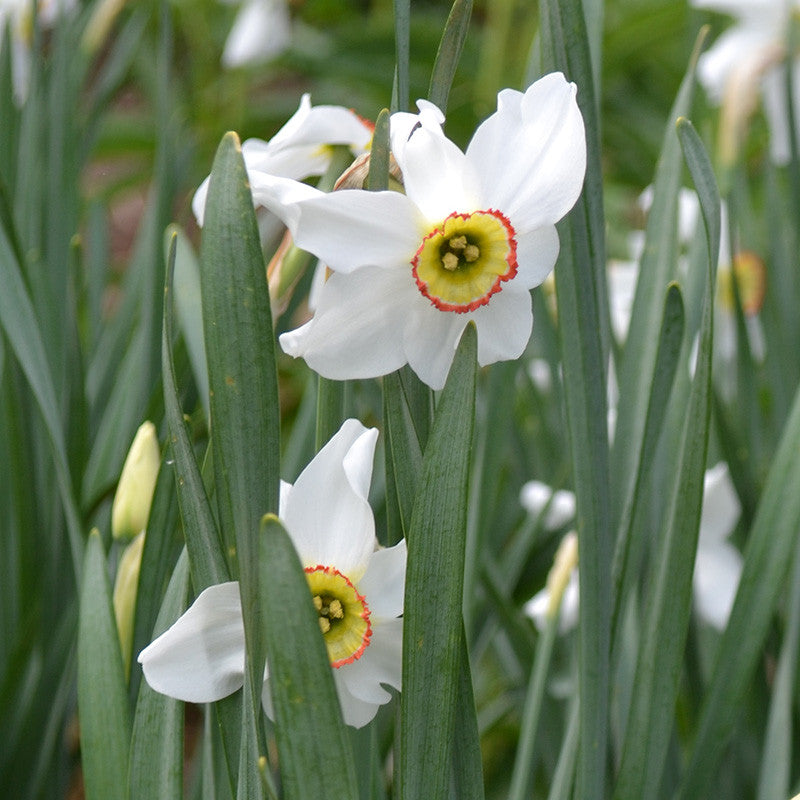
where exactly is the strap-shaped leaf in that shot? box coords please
[258,514,359,800]
[539,0,611,794]
[428,0,473,114]
[200,132,281,717]
[613,117,718,800]
[400,323,477,800]
[128,550,191,800]
[78,531,131,800]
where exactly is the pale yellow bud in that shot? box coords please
[111,421,160,541]
[546,532,579,620]
[113,531,145,677]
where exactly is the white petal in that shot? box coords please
[390,99,446,155]
[402,302,470,391]
[192,176,211,226]
[466,73,586,232]
[138,582,245,702]
[469,288,534,367]
[254,176,424,273]
[338,618,403,705]
[514,226,560,290]
[356,540,407,619]
[271,103,372,154]
[523,571,579,634]
[607,259,639,343]
[333,670,383,728]
[222,0,291,67]
[700,463,741,545]
[697,27,773,102]
[278,479,292,517]
[279,267,412,380]
[282,419,378,579]
[693,541,743,630]
[396,125,480,221]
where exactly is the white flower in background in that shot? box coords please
[192,94,373,228]
[255,73,586,390]
[0,0,76,103]
[139,420,406,729]
[520,480,576,530]
[692,462,743,630]
[524,532,579,634]
[524,463,743,634]
[691,0,800,163]
[220,0,291,68]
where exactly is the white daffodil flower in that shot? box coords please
[691,0,800,164]
[138,419,406,729]
[220,0,291,68]
[524,463,742,634]
[192,94,373,228]
[0,0,76,103]
[253,73,586,390]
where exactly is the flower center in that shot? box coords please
[305,565,372,668]
[717,251,766,315]
[411,209,518,313]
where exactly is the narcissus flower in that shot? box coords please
[220,0,291,68]
[257,73,586,389]
[138,420,406,728]
[192,94,373,229]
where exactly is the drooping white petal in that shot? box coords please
[332,670,384,728]
[402,300,470,391]
[338,618,403,704]
[512,225,560,290]
[396,124,480,221]
[693,541,743,630]
[697,26,773,102]
[255,176,424,273]
[268,102,372,154]
[279,268,412,380]
[466,73,586,232]
[138,582,245,702]
[222,0,291,68]
[282,419,377,579]
[469,288,534,367]
[356,540,407,620]
[699,462,741,545]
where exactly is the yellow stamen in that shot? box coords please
[319,617,331,634]
[449,235,467,251]
[442,252,459,271]
[463,244,480,263]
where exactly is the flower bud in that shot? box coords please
[111,421,160,541]
[113,531,145,677]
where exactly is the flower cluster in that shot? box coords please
[140,420,406,728]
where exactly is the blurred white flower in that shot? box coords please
[257,73,586,389]
[519,480,576,530]
[220,0,291,68]
[524,532,579,634]
[691,0,800,163]
[139,420,406,729]
[524,463,743,633]
[0,0,76,103]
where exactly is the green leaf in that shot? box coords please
[128,550,191,800]
[428,0,473,114]
[677,347,800,798]
[392,0,410,111]
[316,376,346,453]
[0,221,82,579]
[610,283,685,644]
[162,233,230,592]
[200,132,281,718]
[539,0,611,793]
[400,324,477,800]
[367,109,391,192]
[612,117,718,800]
[258,514,359,800]
[610,32,704,527]
[78,531,131,800]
